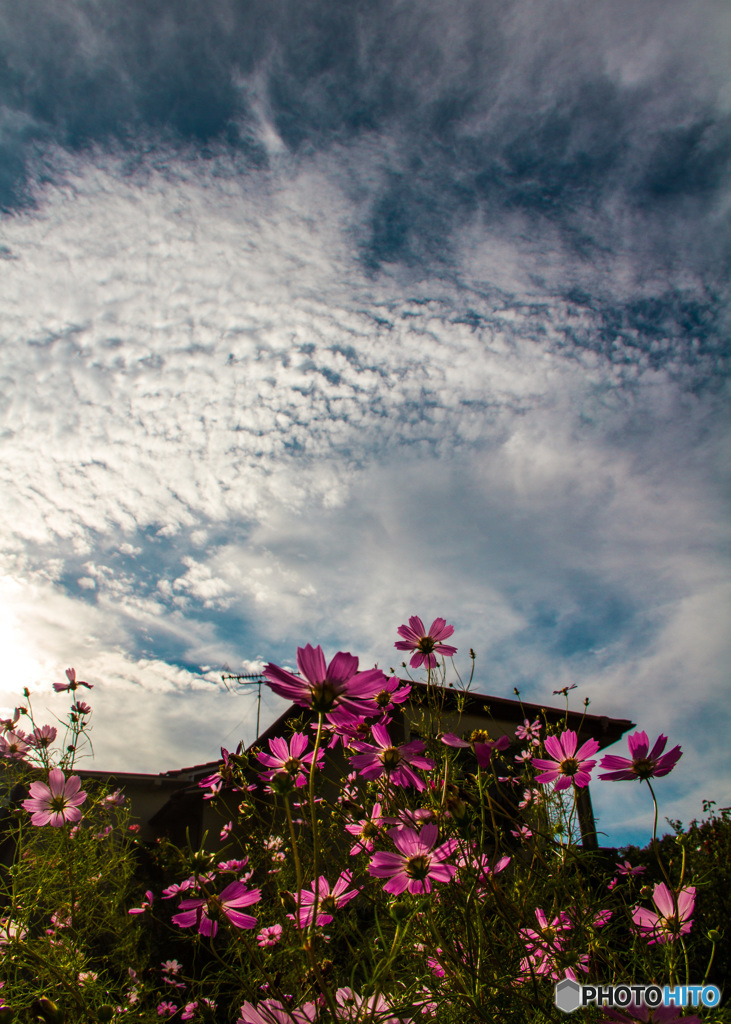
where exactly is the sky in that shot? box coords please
[1,0,729,847]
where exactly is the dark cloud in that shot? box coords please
[2,0,729,290]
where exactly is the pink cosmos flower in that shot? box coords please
[334,988,413,1024]
[350,724,435,790]
[616,860,646,877]
[369,676,412,712]
[0,730,31,760]
[72,701,92,715]
[441,730,511,768]
[394,616,457,669]
[182,1000,216,1022]
[511,825,534,840]
[344,801,390,855]
[264,644,387,715]
[257,924,283,948]
[172,880,261,938]
[257,732,324,789]
[516,718,542,744]
[599,731,682,782]
[237,1000,317,1024]
[632,882,695,944]
[455,849,511,895]
[198,745,243,799]
[531,730,600,790]
[368,823,457,895]
[22,768,87,826]
[290,871,359,928]
[53,668,93,693]
[128,891,155,915]
[30,725,57,749]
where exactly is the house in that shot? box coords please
[77,683,634,852]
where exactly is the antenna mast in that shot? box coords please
[221,672,265,740]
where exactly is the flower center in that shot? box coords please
[560,757,580,776]
[283,757,302,773]
[470,729,492,744]
[405,854,432,880]
[49,795,68,813]
[361,821,380,839]
[416,636,436,655]
[375,689,391,707]
[380,747,402,770]
[309,680,339,712]
[632,757,656,779]
[319,896,337,916]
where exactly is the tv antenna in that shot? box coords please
[221,672,265,740]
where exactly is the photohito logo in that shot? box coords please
[555,980,721,1014]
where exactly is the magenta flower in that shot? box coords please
[441,730,510,768]
[264,644,386,715]
[368,823,457,895]
[256,732,324,789]
[616,860,646,877]
[599,731,682,782]
[53,668,93,693]
[22,768,87,826]
[344,801,390,855]
[128,891,155,915]
[72,701,92,715]
[257,924,283,948]
[350,724,435,790]
[531,730,600,790]
[632,882,695,944]
[172,881,260,938]
[237,1000,317,1024]
[394,616,457,669]
[290,870,360,928]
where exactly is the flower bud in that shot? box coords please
[708,928,721,942]
[389,900,410,924]
[31,997,64,1024]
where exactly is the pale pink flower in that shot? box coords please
[182,1000,216,1021]
[510,825,534,840]
[23,768,87,826]
[236,1000,317,1024]
[516,719,542,744]
[368,824,457,895]
[394,616,457,669]
[350,723,435,790]
[53,668,93,693]
[157,1003,178,1018]
[220,820,233,841]
[264,645,387,715]
[599,731,682,782]
[30,725,57,749]
[335,987,413,1023]
[532,730,599,790]
[103,789,126,806]
[172,881,260,938]
[72,701,92,715]
[290,871,359,928]
[0,731,30,760]
[257,924,283,948]
[632,882,695,944]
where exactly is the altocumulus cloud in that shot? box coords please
[0,0,729,842]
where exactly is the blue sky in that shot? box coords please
[1,0,729,847]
